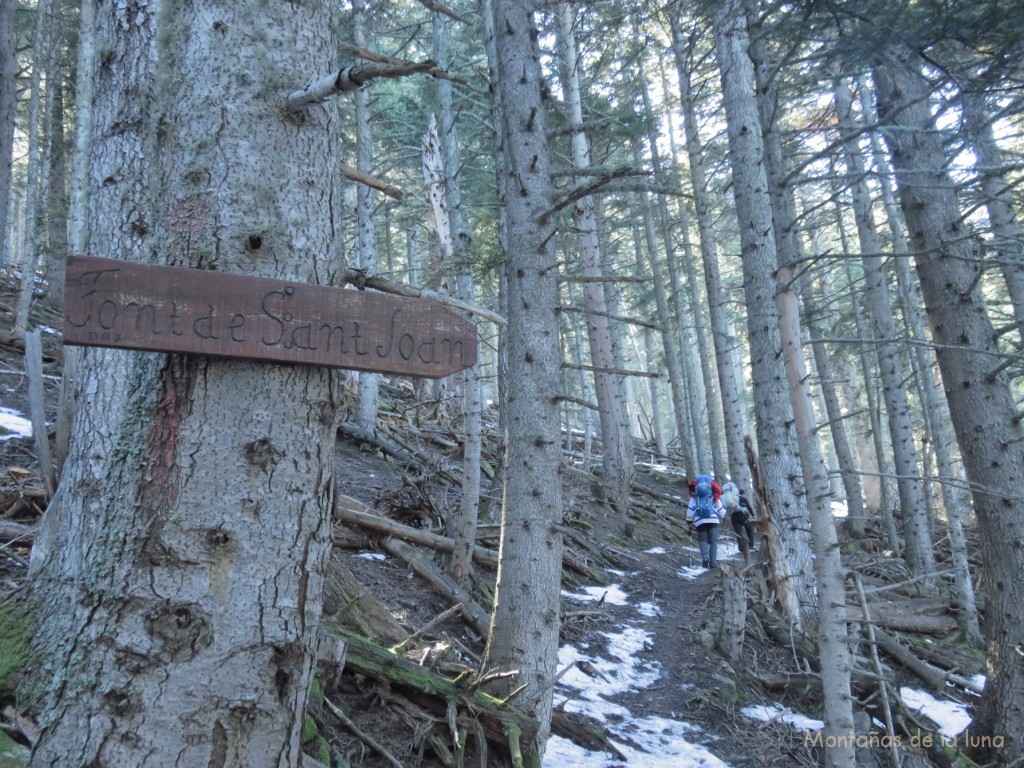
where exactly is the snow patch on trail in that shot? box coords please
[549,577,733,767]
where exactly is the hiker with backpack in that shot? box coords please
[686,473,726,569]
[721,481,756,561]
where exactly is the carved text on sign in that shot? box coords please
[64,255,477,378]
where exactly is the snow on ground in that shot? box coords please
[552,575,734,767]
[676,540,741,581]
[900,687,973,737]
[550,546,982,766]
[0,407,31,440]
[741,703,824,731]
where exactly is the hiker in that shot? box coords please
[686,473,726,568]
[722,481,756,559]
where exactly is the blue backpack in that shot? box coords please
[693,474,715,520]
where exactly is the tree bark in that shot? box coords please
[832,73,936,581]
[556,4,634,515]
[633,143,696,473]
[805,274,866,538]
[873,46,1024,765]
[13,0,53,334]
[484,1,565,760]
[858,69,981,640]
[712,0,814,624]
[669,17,752,491]
[738,19,857,756]
[353,0,380,434]
[0,0,16,269]
[432,9,484,589]
[28,3,342,765]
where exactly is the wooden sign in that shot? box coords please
[63,255,476,378]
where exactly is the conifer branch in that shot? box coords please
[286,60,437,111]
[415,0,473,24]
[339,162,404,200]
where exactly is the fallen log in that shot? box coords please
[0,520,36,544]
[322,552,409,646]
[338,495,606,583]
[845,606,958,635]
[336,494,499,569]
[870,628,984,695]
[338,629,537,765]
[337,628,618,767]
[381,536,491,638]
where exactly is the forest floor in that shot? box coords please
[0,286,985,768]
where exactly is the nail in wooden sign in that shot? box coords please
[63,255,476,378]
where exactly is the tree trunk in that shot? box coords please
[739,17,856,754]
[484,1,565,760]
[0,0,16,268]
[12,0,53,334]
[873,47,1024,765]
[670,17,751,491]
[56,0,98,475]
[959,76,1024,337]
[431,9,483,588]
[712,0,813,623]
[835,205,898,543]
[805,271,866,538]
[556,4,633,514]
[353,0,380,433]
[633,144,695,472]
[852,70,980,639]
[44,70,68,309]
[833,73,936,582]
[28,3,342,765]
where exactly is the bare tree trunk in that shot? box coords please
[805,264,866,538]
[353,0,379,433]
[740,8,855,755]
[13,0,53,334]
[835,196,898,541]
[28,2,342,764]
[630,225,668,458]
[633,143,696,472]
[873,47,1024,765]
[479,0,510,520]
[555,4,633,514]
[432,9,482,588]
[662,82,727,475]
[0,0,16,268]
[833,73,936,582]
[56,0,97,476]
[712,0,813,623]
[959,73,1024,336]
[484,1,565,759]
[44,70,68,309]
[635,62,709,472]
[669,15,751,492]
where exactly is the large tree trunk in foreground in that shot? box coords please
[28,3,341,766]
[874,47,1024,766]
[484,1,565,761]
